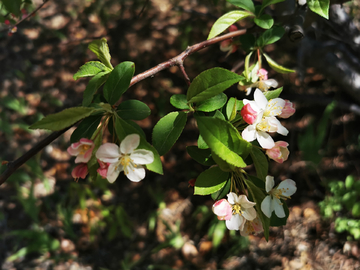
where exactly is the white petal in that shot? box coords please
[264,79,278,88]
[227,192,238,205]
[278,179,297,196]
[242,125,257,142]
[107,163,121,183]
[130,149,154,165]
[265,175,275,193]
[238,195,256,208]
[120,134,140,154]
[256,131,275,149]
[261,195,273,218]
[126,165,146,182]
[96,143,121,163]
[242,207,257,221]
[254,89,268,110]
[269,118,288,136]
[266,98,285,116]
[226,215,243,231]
[273,198,285,218]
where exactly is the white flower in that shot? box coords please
[240,216,263,236]
[225,192,257,231]
[96,134,154,183]
[261,176,297,218]
[242,89,288,149]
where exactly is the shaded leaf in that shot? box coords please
[170,94,190,110]
[70,115,103,143]
[186,146,215,166]
[117,100,151,120]
[250,146,268,181]
[82,71,110,106]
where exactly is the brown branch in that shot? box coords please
[0,29,247,186]
[2,0,51,33]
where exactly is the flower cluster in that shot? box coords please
[238,68,278,96]
[241,88,295,150]
[67,134,154,183]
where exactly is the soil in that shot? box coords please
[0,0,360,269]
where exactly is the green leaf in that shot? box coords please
[70,115,103,143]
[187,68,243,103]
[263,53,295,74]
[103,62,135,105]
[307,0,329,19]
[2,0,21,16]
[88,38,113,69]
[194,166,230,195]
[152,112,187,156]
[115,117,163,175]
[170,94,190,110]
[208,10,252,40]
[73,61,111,80]
[196,93,227,112]
[256,26,285,47]
[263,87,283,100]
[186,146,215,166]
[29,107,97,131]
[198,134,209,149]
[244,177,270,240]
[211,179,231,200]
[250,146,268,181]
[117,100,151,120]
[82,71,110,106]
[260,0,285,12]
[254,14,274,29]
[195,116,251,168]
[226,0,255,13]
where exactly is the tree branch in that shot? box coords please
[0,29,247,186]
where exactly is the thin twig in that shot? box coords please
[0,29,247,186]
[2,0,51,33]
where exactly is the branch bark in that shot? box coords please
[0,29,246,186]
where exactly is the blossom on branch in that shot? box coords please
[96,134,154,183]
[67,138,94,163]
[261,176,297,218]
[213,192,257,231]
[241,89,288,149]
[240,216,263,236]
[266,141,289,163]
[279,100,296,118]
[71,163,88,180]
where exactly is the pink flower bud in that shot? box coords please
[97,159,109,179]
[241,103,258,125]
[4,20,10,25]
[67,138,94,163]
[212,199,232,220]
[188,178,196,187]
[257,68,268,81]
[71,163,88,179]
[266,141,289,163]
[279,100,295,118]
[228,25,238,32]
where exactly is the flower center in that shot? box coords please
[79,144,91,155]
[118,155,137,175]
[232,204,242,215]
[270,187,291,201]
[264,99,283,117]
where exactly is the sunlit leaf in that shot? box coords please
[73,61,111,80]
[194,166,230,195]
[170,94,190,110]
[196,93,227,112]
[226,0,255,13]
[70,115,103,143]
[250,146,268,181]
[307,0,329,19]
[88,38,113,69]
[254,14,274,29]
[263,53,295,74]
[208,10,252,39]
[256,26,285,47]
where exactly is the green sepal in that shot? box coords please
[263,53,295,74]
[263,87,283,100]
[116,100,151,120]
[194,166,230,195]
[29,107,98,131]
[152,111,187,156]
[114,117,163,175]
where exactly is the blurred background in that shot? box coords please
[1,0,360,269]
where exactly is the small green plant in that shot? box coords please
[319,175,360,239]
